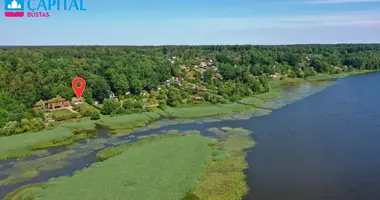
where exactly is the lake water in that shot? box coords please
[1,73,379,199]
[244,72,380,200]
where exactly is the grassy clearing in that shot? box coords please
[10,135,214,200]
[238,97,265,107]
[255,91,281,101]
[0,127,73,161]
[78,102,99,113]
[185,127,256,200]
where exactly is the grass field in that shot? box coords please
[8,135,214,200]
[51,109,75,117]
[78,102,99,113]
[0,127,73,160]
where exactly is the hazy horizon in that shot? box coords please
[1,0,380,45]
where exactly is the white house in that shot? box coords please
[109,92,116,99]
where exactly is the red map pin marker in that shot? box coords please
[72,77,86,99]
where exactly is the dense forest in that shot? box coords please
[1,44,380,135]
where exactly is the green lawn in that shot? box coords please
[78,102,99,113]
[51,109,74,117]
[0,127,73,160]
[10,135,214,200]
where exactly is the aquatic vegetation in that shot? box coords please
[163,106,233,119]
[0,127,73,161]
[180,130,201,136]
[186,127,256,200]
[255,91,281,101]
[136,135,155,140]
[58,118,96,130]
[31,133,88,150]
[238,97,265,107]
[81,138,108,150]
[97,134,179,161]
[219,103,254,112]
[16,150,77,172]
[32,149,50,157]
[12,135,214,200]
[167,130,180,135]
[99,112,161,135]
[4,183,45,200]
[0,169,39,186]
[109,139,131,146]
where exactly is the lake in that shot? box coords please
[1,73,379,199]
[244,72,380,200]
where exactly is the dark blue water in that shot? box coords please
[244,72,380,200]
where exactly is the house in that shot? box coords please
[207,61,212,66]
[192,96,204,101]
[71,97,85,105]
[45,116,55,123]
[125,90,131,95]
[214,73,222,79]
[94,100,99,105]
[174,77,184,86]
[164,80,171,86]
[200,62,207,68]
[109,92,116,99]
[34,96,71,111]
[197,87,205,92]
[270,73,280,79]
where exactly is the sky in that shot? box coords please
[1,0,380,45]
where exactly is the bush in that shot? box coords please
[102,99,120,115]
[55,113,78,121]
[90,111,101,120]
[81,110,92,117]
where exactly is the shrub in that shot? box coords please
[90,111,101,120]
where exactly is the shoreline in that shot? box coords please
[1,70,377,161]
[1,70,378,200]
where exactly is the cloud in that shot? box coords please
[7,0,22,9]
[304,0,380,4]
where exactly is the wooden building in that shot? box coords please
[34,96,71,111]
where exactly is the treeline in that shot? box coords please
[0,44,379,135]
